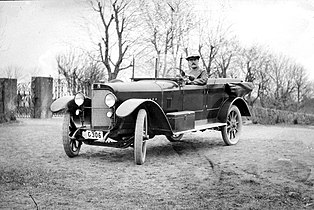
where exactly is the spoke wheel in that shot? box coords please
[63,113,81,157]
[166,134,184,142]
[134,109,148,165]
[221,105,242,145]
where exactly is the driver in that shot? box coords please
[182,54,208,85]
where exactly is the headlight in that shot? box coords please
[106,111,113,118]
[105,93,116,107]
[74,93,85,106]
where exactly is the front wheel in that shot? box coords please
[134,109,148,165]
[63,113,81,157]
[221,105,242,145]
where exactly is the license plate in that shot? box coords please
[82,130,104,140]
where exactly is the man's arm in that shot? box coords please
[190,70,208,85]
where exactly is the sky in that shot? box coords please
[226,0,314,77]
[0,0,91,80]
[1,0,314,81]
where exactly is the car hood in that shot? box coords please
[93,80,178,93]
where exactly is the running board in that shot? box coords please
[173,122,226,135]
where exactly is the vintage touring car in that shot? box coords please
[51,77,253,165]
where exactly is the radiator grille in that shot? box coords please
[91,89,113,129]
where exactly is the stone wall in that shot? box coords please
[31,77,53,118]
[0,78,17,123]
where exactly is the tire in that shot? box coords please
[134,109,148,165]
[166,134,184,142]
[221,105,243,145]
[63,113,81,157]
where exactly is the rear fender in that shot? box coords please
[116,99,173,136]
[217,97,251,123]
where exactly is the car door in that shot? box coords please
[181,85,206,120]
[205,83,227,122]
[162,86,183,113]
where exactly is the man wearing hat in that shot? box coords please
[182,54,208,85]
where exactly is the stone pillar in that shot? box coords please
[31,77,53,118]
[0,78,17,123]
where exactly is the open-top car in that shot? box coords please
[51,77,253,165]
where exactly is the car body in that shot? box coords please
[50,77,253,165]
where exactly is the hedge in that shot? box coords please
[250,106,314,125]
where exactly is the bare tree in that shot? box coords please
[90,0,137,81]
[81,56,105,96]
[298,81,314,113]
[280,62,297,110]
[140,0,194,77]
[198,20,230,77]
[214,37,240,78]
[56,48,104,95]
[256,60,272,108]
[56,49,82,95]
[236,45,272,106]
[267,54,294,109]
[236,49,314,111]
[261,54,311,110]
[291,64,309,111]
[0,65,26,81]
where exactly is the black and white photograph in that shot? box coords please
[1,0,314,209]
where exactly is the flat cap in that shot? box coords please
[186,54,200,61]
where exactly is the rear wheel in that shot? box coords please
[221,105,242,145]
[134,109,148,165]
[166,134,184,142]
[63,113,81,157]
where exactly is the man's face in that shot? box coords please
[188,58,199,70]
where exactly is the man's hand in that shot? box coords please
[188,75,195,81]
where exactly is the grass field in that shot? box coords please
[1,118,314,209]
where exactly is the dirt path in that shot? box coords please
[1,118,313,209]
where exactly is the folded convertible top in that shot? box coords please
[225,82,254,97]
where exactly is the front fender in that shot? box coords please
[116,99,150,117]
[116,99,173,136]
[217,97,251,123]
[50,95,91,113]
[50,96,74,113]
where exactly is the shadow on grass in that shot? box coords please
[75,135,226,164]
